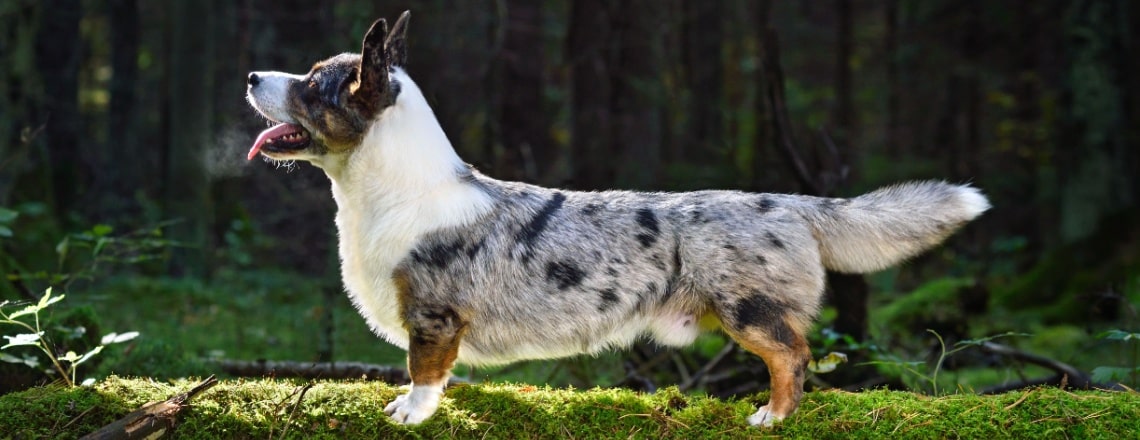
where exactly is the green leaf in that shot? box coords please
[808,351,849,374]
[1091,366,1139,383]
[1,332,44,349]
[0,352,39,368]
[91,224,113,237]
[56,236,70,261]
[59,351,81,362]
[8,289,63,320]
[56,325,87,340]
[0,207,18,223]
[72,346,103,366]
[1097,330,1139,342]
[37,288,63,309]
[93,237,108,256]
[6,303,41,320]
[101,331,140,345]
[0,225,12,238]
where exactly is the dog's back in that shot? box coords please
[395,176,987,371]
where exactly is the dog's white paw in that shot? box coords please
[748,405,785,427]
[384,385,442,425]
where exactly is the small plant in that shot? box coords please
[863,330,1027,395]
[1,288,138,387]
[1091,329,1140,386]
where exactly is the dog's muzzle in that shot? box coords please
[246,71,312,160]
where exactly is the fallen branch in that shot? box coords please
[978,342,1126,393]
[79,375,218,440]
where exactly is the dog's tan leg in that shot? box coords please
[384,305,466,425]
[719,307,812,427]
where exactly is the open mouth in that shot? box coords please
[247,122,311,160]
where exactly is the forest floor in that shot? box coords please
[1,376,1137,439]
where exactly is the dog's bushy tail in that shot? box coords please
[784,181,989,273]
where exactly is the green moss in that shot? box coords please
[1,377,1136,439]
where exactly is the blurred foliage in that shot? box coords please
[0,0,1137,401]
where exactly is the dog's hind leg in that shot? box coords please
[716,294,813,427]
[384,305,467,425]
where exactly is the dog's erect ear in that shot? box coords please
[357,18,390,93]
[385,11,410,67]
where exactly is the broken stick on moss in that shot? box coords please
[78,375,218,440]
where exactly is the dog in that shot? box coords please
[245,11,989,427]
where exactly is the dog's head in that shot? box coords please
[246,11,410,162]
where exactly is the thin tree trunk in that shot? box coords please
[682,0,725,162]
[567,0,613,189]
[834,0,855,149]
[35,0,84,219]
[497,0,551,183]
[611,0,664,189]
[106,0,139,218]
[164,0,215,276]
[885,0,900,155]
[961,0,982,181]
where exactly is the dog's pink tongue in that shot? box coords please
[247,123,298,160]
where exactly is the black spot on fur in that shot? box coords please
[597,288,619,311]
[582,203,602,216]
[723,244,737,251]
[755,254,768,265]
[766,231,785,249]
[465,237,486,260]
[634,208,660,248]
[731,292,795,347]
[689,210,706,223]
[516,192,566,261]
[546,260,586,290]
[756,197,777,212]
[650,253,666,270]
[606,267,619,277]
[411,240,465,269]
[663,243,683,303]
[406,305,464,346]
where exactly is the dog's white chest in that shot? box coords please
[330,174,497,352]
[334,203,418,350]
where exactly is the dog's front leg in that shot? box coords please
[385,306,467,425]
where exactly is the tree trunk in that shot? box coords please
[105,0,139,219]
[34,0,84,219]
[610,0,664,189]
[834,0,855,149]
[164,1,216,276]
[567,0,613,189]
[885,0,900,155]
[681,0,725,162]
[497,0,552,183]
[1058,0,1132,242]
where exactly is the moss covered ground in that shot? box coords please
[1,377,1136,439]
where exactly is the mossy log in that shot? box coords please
[1,376,1137,439]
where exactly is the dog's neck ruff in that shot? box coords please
[323,68,495,225]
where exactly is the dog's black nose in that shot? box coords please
[247,72,260,87]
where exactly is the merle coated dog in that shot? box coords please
[245,11,989,427]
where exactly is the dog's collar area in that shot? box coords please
[248,122,311,160]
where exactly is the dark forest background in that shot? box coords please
[1,0,1138,396]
